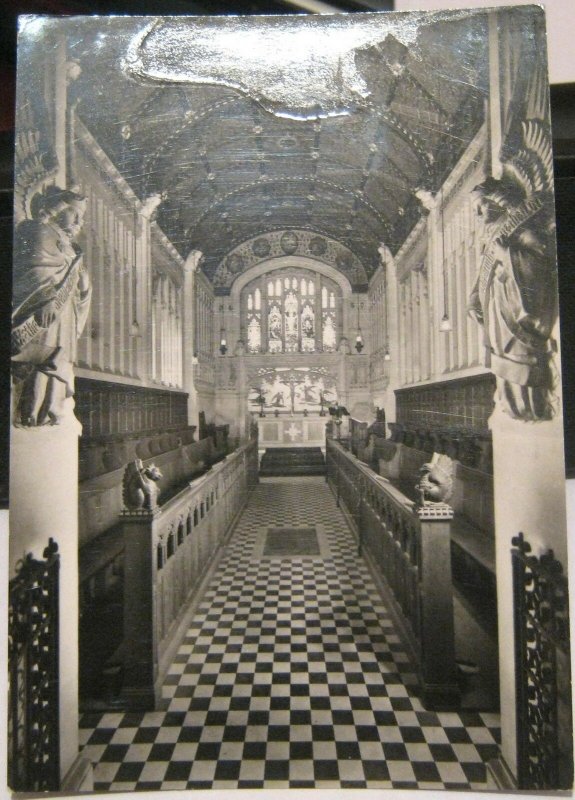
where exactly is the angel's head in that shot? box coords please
[471,177,522,222]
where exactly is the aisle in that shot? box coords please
[80,477,500,791]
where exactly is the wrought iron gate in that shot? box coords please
[8,538,60,791]
[512,532,573,790]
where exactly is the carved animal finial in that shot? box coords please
[122,459,163,511]
[416,453,453,505]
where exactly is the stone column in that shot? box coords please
[10,416,88,787]
[261,274,269,353]
[10,188,93,789]
[488,11,504,180]
[427,204,442,379]
[134,211,147,380]
[489,408,568,780]
[337,352,349,410]
[420,268,431,380]
[9,35,93,794]
[183,251,202,429]
[314,272,322,351]
[378,245,400,423]
[235,349,249,441]
[53,38,67,187]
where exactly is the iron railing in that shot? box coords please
[8,539,60,791]
[512,532,572,790]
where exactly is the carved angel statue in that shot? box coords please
[468,66,557,421]
[12,186,92,426]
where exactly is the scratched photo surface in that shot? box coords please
[8,7,572,795]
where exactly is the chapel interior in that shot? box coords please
[7,8,573,796]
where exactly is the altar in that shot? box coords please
[255,413,333,451]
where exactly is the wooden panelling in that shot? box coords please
[75,378,188,439]
[395,374,496,434]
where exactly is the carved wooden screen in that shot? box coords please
[8,540,60,791]
[395,373,496,434]
[512,533,573,790]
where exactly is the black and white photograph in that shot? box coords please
[7,5,573,795]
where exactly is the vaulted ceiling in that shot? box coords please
[68,11,488,288]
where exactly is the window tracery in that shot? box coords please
[242,269,339,354]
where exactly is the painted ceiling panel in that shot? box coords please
[65,11,487,285]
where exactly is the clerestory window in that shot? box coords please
[242,269,340,354]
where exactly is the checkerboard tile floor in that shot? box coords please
[80,476,500,791]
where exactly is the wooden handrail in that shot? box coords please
[119,438,259,709]
[326,436,460,710]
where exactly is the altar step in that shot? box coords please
[260,447,326,476]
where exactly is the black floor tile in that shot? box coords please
[314,760,340,781]
[363,760,391,781]
[264,760,290,780]
[81,478,500,792]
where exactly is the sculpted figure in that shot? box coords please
[416,453,453,506]
[122,460,163,511]
[468,71,556,421]
[12,186,91,426]
[366,407,387,445]
[468,179,556,420]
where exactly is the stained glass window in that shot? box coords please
[246,290,262,353]
[301,301,315,352]
[284,290,299,352]
[322,288,337,351]
[243,269,339,354]
[322,313,337,351]
[268,302,282,353]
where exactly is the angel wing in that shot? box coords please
[14,98,59,224]
[502,62,553,199]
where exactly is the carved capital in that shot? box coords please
[378,243,392,268]
[141,191,166,220]
[65,60,82,84]
[415,188,436,212]
[184,250,203,273]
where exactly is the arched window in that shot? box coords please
[243,269,340,354]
